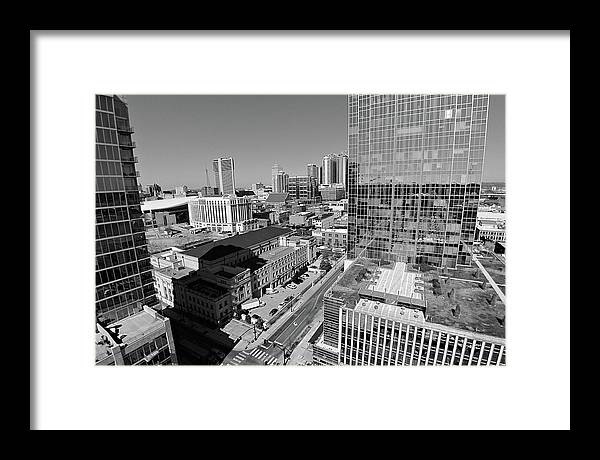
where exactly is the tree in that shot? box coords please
[320,258,332,272]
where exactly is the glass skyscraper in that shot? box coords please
[347,95,489,268]
[213,157,236,196]
[95,95,157,323]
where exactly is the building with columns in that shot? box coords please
[188,196,258,234]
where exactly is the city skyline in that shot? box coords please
[126,95,505,189]
[95,93,506,368]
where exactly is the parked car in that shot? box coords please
[288,284,297,289]
[269,308,278,316]
[285,295,293,302]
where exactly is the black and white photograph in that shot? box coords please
[94,94,506,367]
[32,30,570,430]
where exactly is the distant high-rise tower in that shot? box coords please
[272,163,289,193]
[272,164,282,192]
[213,157,236,196]
[321,154,338,186]
[347,94,489,268]
[274,171,289,194]
[95,95,157,323]
[307,163,319,185]
[337,152,349,188]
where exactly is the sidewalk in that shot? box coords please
[263,256,344,346]
[223,256,345,362]
[287,312,323,365]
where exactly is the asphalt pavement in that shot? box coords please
[268,263,342,349]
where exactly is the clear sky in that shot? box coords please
[126,95,505,189]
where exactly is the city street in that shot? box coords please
[268,262,342,350]
[222,258,344,365]
[247,270,320,322]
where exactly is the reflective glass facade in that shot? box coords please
[347,95,489,268]
[95,95,157,323]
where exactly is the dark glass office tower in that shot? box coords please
[95,95,157,323]
[347,95,489,268]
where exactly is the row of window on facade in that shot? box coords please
[96,233,146,256]
[122,334,169,365]
[96,191,140,208]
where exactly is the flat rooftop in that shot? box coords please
[109,310,166,343]
[181,226,292,259]
[422,269,505,338]
[260,246,295,262]
[96,308,168,361]
[237,256,267,271]
[330,257,505,339]
[214,266,246,279]
[156,266,196,279]
[354,298,426,324]
[330,258,425,310]
[201,244,245,261]
[365,261,424,301]
[141,196,194,212]
[187,279,229,298]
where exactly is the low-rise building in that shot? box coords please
[141,196,194,229]
[264,192,291,212]
[199,265,252,308]
[95,305,178,365]
[172,274,234,327]
[279,234,317,264]
[256,218,270,228]
[181,244,254,271]
[313,212,335,230]
[150,247,186,269]
[312,227,348,249]
[475,211,506,242]
[199,186,219,197]
[327,199,348,216]
[289,211,315,227]
[153,265,196,307]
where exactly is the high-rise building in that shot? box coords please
[337,152,349,188]
[95,94,177,365]
[321,152,348,187]
[272,164,283,192]
[321,154,337,186]
[95,95,157,323]
[347,94,489,268]
[213,157,236,196]
[288,175,318,201]
[273,171,289,194]
[307,163,319,184]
